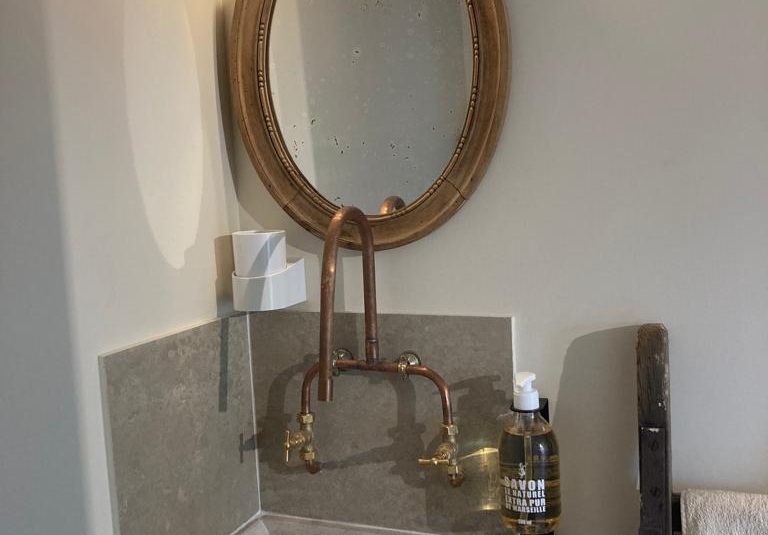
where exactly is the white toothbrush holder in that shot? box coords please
[231,230,306,311]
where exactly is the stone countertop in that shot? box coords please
[238,514,433,535]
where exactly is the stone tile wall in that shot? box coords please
[249,311,513,534]
[100,315,259,535]
[100,310,514,535]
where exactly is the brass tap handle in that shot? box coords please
[418,456,450,466]
[284,429,303,463]
[418,442,454,466]
[418,441,464,487]
[283,430,292,464]
[283,429,307,464]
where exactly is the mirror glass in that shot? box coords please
[269,0,473,215]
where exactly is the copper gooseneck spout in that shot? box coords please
[318,206,378,401]
[284,206,463,486]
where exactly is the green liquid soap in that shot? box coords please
[498,373,561,534]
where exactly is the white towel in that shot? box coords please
[682,489,768,535]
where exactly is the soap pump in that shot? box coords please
[498,372,561,534]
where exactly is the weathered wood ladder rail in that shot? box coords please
[637,324,681,534]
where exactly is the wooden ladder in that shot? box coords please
[637,324,681,534]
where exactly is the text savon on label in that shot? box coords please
[502,477,547,514]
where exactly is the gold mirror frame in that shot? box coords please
[230,0,509,250]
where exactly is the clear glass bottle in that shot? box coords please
[498,373,561,534]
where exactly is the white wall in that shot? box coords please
[238,1,768,533]
[3,0,767,534]
[1,0,239,533]
[1,3,88,533]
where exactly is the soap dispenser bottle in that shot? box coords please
[498,372,561,534]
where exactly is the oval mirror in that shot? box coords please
[231,0,508,249]
[269,1,472,215]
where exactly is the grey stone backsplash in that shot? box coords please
[250,311,513,534]
[100,310,513,535]
[100,314,258,535]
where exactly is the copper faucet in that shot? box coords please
[284,206,463,486]
[379,195,406,215]
[318,206,378,401]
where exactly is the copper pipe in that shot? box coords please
[300,204,457,479]
[301,363,319,415]
[301,359,454,426]
[305,460,320,474]
[379,195,406,215]
[318,207,379,402]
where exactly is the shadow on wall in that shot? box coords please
[214,0,236,184]
[0,0,88,531]
[256,352,319,476]
[554,327,641,535]
[255,314,365,477]
[123,0,205,269]
[214,234,234,316]
[316,373,429,483]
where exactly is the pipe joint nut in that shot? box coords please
[446,464,462,476]
[397,351,421,379]
[297,412,314,425]
[443,424,459,438]
[300,448,317,462]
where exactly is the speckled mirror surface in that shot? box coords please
[231,0,508,248]
[268,0,473,215]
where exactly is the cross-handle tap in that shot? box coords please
[418,442,456,466]
[282,429,306,463]
[418,423,464,487]
[283,412,320,473]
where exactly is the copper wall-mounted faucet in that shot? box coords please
[317,206,378,401]
[284,206,464,486]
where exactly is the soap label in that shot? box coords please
[498,432,561,525]
[501,467,548,514]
